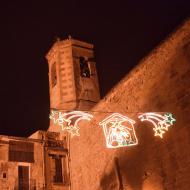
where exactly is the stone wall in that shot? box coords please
[69,18,190,190]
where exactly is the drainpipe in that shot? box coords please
[67,133,72,190]
[42,136,46,190]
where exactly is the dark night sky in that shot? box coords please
[0,1,189,137]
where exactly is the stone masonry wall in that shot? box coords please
[69,18,190,190]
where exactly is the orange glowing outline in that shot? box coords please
[49,110,93,137]
[138,112,176,138]
[99,113,138,148]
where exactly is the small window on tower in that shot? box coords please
[3,173,6,179]
[51,62,57,87]
[79,57,90,78]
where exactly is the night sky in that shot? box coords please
[0,1,189,137]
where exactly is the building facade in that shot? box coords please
[0,131,70,190]
[0,18,190,190]
[0,135,44,190]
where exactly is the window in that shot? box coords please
[49,154,68,184]
[79,57,90,78]
[3,173,6,179]
[54,157,63,183]
[9,141,34,163]
[18,166,29,190]
[51,62,57,87]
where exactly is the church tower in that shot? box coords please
[46,37,100,131]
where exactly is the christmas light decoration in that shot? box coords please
[49,109,176,144]
[99,113,138,148]
[138,112,176,138]
[49,110,93,137]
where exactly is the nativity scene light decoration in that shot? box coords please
[99,113,138,148]
[49,110,176,148]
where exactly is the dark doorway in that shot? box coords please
[18,166,29,190]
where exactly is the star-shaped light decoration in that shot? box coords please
[49,110,60,124]
[164,113,176,125]
[49,110,93,137]
[153,127,166,138]
[67,125,80,137]
[138,112,176,138]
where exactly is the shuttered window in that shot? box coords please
[53,157,63,183]
[9,140,34,163]
[49,154,66,184]
[18,166,29,190]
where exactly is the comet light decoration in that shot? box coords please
[49,110,93,137]
[138,112,176,138]
[99,113,138,148]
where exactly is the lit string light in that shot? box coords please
[49,110,93,137]
[138,112,176,138]
[99,113,138,148]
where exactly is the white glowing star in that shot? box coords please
[49,110,93,137]
[99,113,138,148]
[138,112,176,138]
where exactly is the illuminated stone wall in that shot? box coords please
[69,18,190,190]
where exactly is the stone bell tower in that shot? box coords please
[46,37,100,131]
